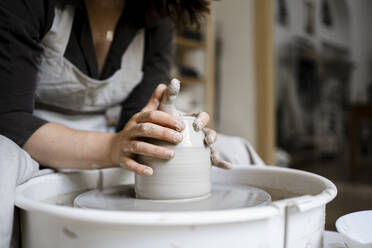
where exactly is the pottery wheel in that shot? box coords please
[74,183,271,211]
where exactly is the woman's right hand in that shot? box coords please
[109,84,185,176]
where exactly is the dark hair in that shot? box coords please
[143,0,210,26]
[58,0,210,27]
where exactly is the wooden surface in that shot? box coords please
[177,76,205,85]
[176,37,206,49]
[255,0,275,164]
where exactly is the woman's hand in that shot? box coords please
[159,79,232,169]
[188,113,231,169]
[110,84,185,176]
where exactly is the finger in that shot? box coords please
[136,111,185,131]
[124,141,175,160]
[142,84,168,112]
[203,127,217,146]
[130,123,183,144]
[167,78,181,97]
[193,112,210,131]
[210,145,232,169]
[212,158,232,169]
[120,157,153,176]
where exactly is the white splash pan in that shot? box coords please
[16,156,336,248]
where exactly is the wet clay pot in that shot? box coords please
[135,116,211,200]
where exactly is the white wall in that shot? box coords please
[215,0,257,147]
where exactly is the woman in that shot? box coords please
[0,0,229,247]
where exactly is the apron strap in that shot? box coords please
[41,5,75,55]
[120,29,145,71]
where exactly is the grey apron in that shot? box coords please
[35,5,144,132]
[0,5,144,248]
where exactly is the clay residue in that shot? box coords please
[42,190,86,207]
[63,227,78,239]
[258,186,299,201]
[159,78,181,116]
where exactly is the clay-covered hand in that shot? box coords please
[159,79,231,169]
[110,84,185,176]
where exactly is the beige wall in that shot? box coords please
[215,0,257,147]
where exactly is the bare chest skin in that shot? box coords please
[84,0,125,77]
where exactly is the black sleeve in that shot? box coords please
[0,0,54,146]
[116,18,174,131]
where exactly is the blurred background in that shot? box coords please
[172,0,372,230]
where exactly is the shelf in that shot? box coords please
[174,76,205,85]
[173,2,215,127]
[176,37,206,49]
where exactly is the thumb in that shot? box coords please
[142,84,167,112]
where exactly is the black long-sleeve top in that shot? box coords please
[0,0,174,147]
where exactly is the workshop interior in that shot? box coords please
[177,0,372,233]
[1,0,372,247]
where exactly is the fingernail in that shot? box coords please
[206,136,214,145]
[174,132,183,143]
[224,162,233,169]
[167,150,175,159]
[176,120,185,131]
[143,168,153,176]
[193,120,202,131]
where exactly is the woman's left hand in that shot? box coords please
[159,79,231,169]
[186,111,231,169]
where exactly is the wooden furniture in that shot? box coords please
[255,0,275,164]
[349,104,372,180]
[173,2,216,127]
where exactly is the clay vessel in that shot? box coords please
[135,116,211,200]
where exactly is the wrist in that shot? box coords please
[107,132,120,166]
[84,131,118,168]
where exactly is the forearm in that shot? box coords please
[23,122,117,170]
